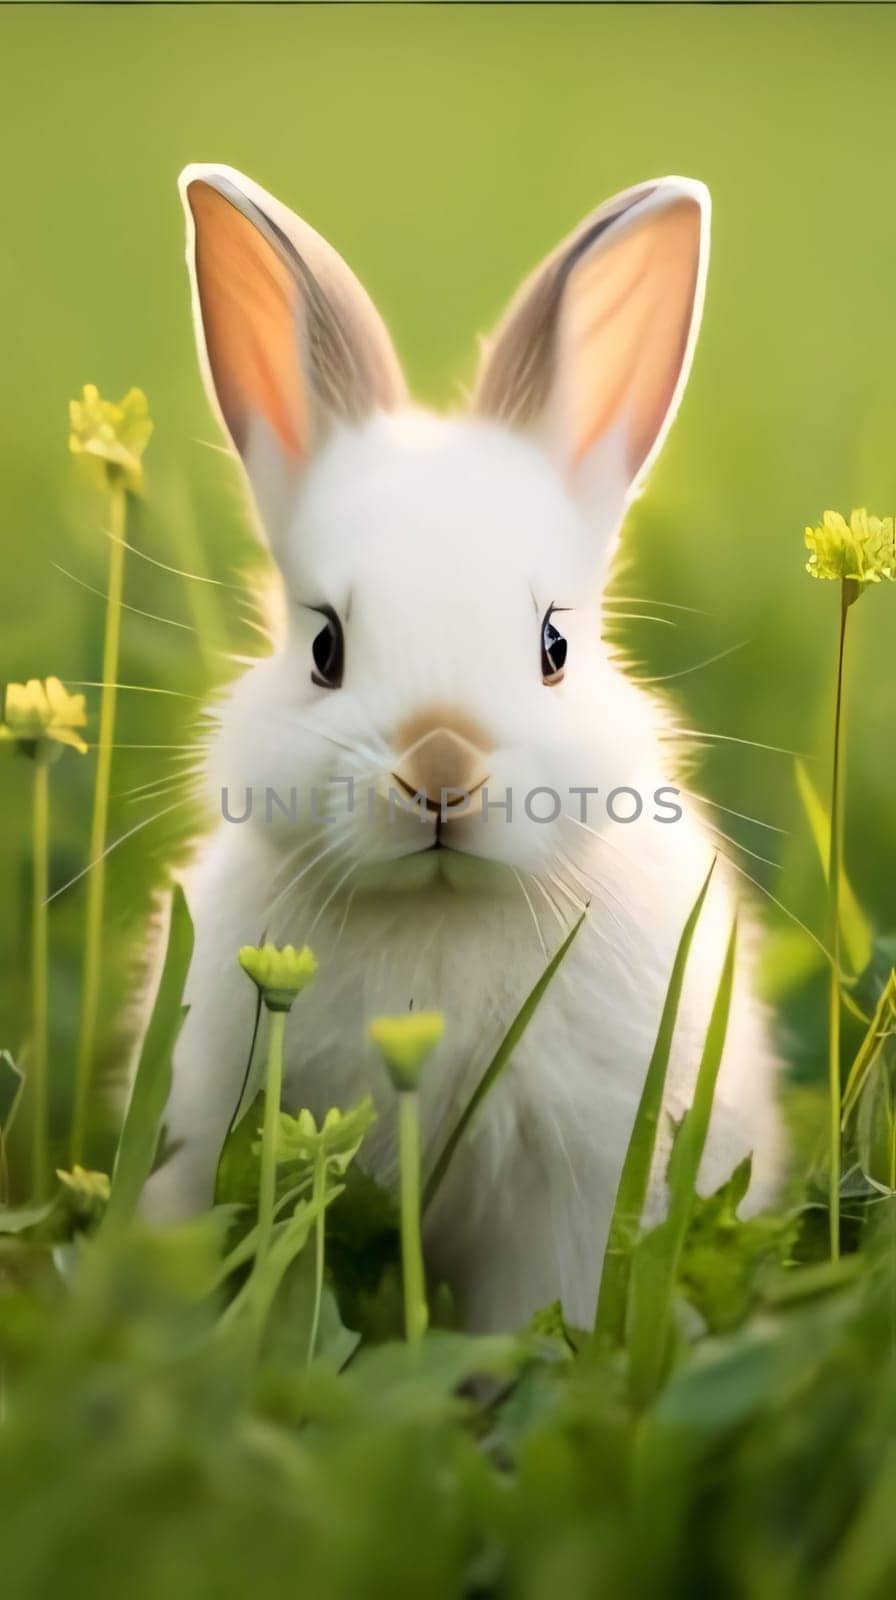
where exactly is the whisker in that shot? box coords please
[559,811,633,871]
[528,873,569,936]
[292,723,385,764]
[603,611,677,629]
[546,868,588,917]
[104,531,244,589]
[265,835,350,926]
[307,859,359,938]
[681,788,788,836]
[236,613,275,644]
[46,796,192,905]
[634,639,750,684]
[554,849,595,902]
[605,594,713,615]
[670,726,809,759]
[267,819,342,894]
[51,563,197,632]
[67,680,206,702]
[263,762,384,895]
[124,775,203,807]
[191,436,233,457]
[239,587,273,616]
[716,850,833,966]
[511,868,549,960]
[556,816,649,923]
[556,845,627,936]
[700,818,781,871]
[220,650,266,670]
[540,869,588,933]
[329,883,360,959]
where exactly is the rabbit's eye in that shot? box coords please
[541,608,567,686]
[310,607,344,689]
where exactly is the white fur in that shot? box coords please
[141,172,784,1332]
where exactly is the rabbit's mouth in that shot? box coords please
[353,842,518,898]
[427,813,448,850]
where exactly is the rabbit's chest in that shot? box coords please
[269,880,657,1193]
[185,814,724,1195]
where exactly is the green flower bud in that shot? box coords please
[238,942,318,1012]
[267,1097,377,1175]
[368,1011,445,1092]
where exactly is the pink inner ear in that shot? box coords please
[561,199,701,476]
[189,182,307,460]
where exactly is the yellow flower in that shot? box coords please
[805,509,896,586]
[0,677,88,759]
[239,942,318,1012]
[56,1165,111,1203]
[368,1011,445,1091]
[69,384,153,494]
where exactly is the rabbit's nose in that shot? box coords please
[392,716,490,812]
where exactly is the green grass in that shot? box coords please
[1,846,895,1598]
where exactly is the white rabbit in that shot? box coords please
[142,164,783,1331]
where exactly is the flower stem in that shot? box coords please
[72,483,127,1163]
[826,582,852,1260]
[257,1008,285,1265]
[307,1148,326,1366]
[30,754,50,1198]
[398,1090,428,1348]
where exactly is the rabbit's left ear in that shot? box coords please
[473,178,709,521]
[180,163,407,544]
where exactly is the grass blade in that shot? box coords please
[220,1183,342,1347]
[422,908,588,1214]
[104,884,193,1228]
[795,756,872,978]
[626,913,739,1407]
[841,968,896,1127]
[590,859,716,1357]
[0,1049,25,1205]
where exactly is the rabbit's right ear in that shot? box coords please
[180,164,406,538]
[473,178,709,539]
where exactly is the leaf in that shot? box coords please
[215,1091,265,1209]
[0,1197,58,1235]
[647,1328,785,1438]
[627,912,739,1407]
[105,885,194,1229]
[854,1056,896,1195]
[526,1298,574,1345]
[0,1049,24,1130]
[677,1157,798,1331]
[795,757,873,976]
[756,925,825,1003]
[324,1165,402,1343]
[422,908,588,1212]
[347,1328,525,1417]
[760,1252,863,1308]
[228,984,265,1132]
[263,1247,361,1372]
[591,859,716,1357]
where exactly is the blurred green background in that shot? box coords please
[2,2,895,1154]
